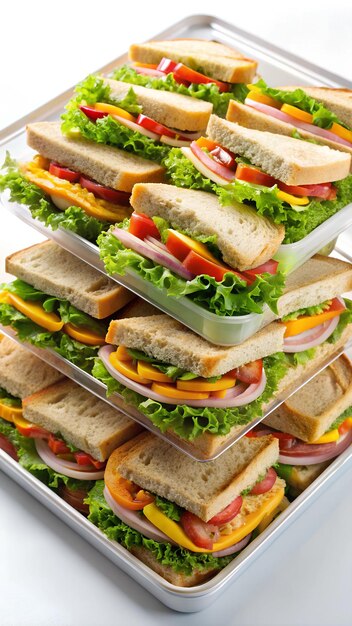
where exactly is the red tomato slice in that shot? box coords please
[157,57,178,73]
[74,451,106,470]
[59,484,89,515]
[209,146,237,170]
[173,62,230,92]
[129,212,161,240]
[250,468,277,495]
[79,105,108,121]
[327,186,337,201]
[136,114,176,138]
[180,511,219,549]
[233,359,263,384]
[49,162,80,183]
[278,181,333,199]
[79,176,131,205]
[14,416,50,439]
[241,259,279,282]
[208,496,243,525]
[48,434,71,456]
[271,432,297,450]
[0,433,18,461]
[183,250,247,283]
[235,164,276,187]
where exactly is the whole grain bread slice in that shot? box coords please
[26,122,165,191]
[118,432,279,521]
[105,315,285,377]
[128,39,257,83]
[278,86,352,129]
[0,334,63,398]
[104,79,212,132]
[207,114,351,184]
[22,379,142,461]
[6,240,134,319]
[226,100,352,158]
[130,183,284,270]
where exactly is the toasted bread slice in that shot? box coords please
[130,183,284,271]
[278,86,352,129]
[0,334,63,398]
[118,431,279,521]
[106,315,285,378]
[22,379,142,461]
[104,78,212,132]
[6,240,134,319]
[207,115,351,184]
[26,122,165,192]
[129,39,257,83]
[226,100,352,158]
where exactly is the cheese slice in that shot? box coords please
[0,401,22,423]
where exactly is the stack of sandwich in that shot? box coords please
[1,35,352,590]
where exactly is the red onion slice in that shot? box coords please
[245,99,352,148]
[98,345,266,408]
[180,146,235,186]
[283,315,339,352]
[111,227,194,280]
[212,533,252,557]
[144,236,168,251]
[35,439,105,480]
[103,486,177,544]
[278,428,352,465]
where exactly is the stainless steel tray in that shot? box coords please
[1,440,351,613]
[3,324,352,461]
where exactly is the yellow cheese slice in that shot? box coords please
[7,292,64,332]
[0,402,23,424]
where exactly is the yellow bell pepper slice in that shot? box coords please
[283,305,341,338]
[177,374,236,392]
[0,401,22,424]
[115,345,133,361]
[151,382,209,400]
[330,122,352,144]
[281,104,313,124]
[143,485,285,553]
[312,429,340,444]
[277,190,309,206]
[0,292,11,304]
[94,102,136,122]
[137,361,173,383]
[7,293,64,332]
[166,229,220,264]
[63,323,105,346]
[247,90,281,108]
[109,351,152,384]
[211,388,228,399]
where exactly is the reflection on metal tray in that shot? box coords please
[1,439,351,612]
[2,325,352,461]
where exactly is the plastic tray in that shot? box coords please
[2,324,352,461]
[1,17,352,346]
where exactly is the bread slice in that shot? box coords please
[6,240,134,319]
[278,86,352,130]
[106,315,285,377]
[104,78,212,132]
[0,334,63,398]
[207,115,351,184]
[130,183,284,271]
[22,379,142,461]
[129,546,218,586]
[264,354,352,442]
[285,461,330,495]
[128,39,257,83]
[118,432,279,521]
[226,100,352,157]
[26,122,165,192]
[119,298,160,318]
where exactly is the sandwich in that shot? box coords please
[61,75,213,160]
[93,261,352,458]
[226,81,352,156]
[86,431,286,585]
[112,38,256,117]
[98,182,286,318]
[0,334,63,461]
[164,114,352,245]
[0,240,134,373]
[0,120,165,244]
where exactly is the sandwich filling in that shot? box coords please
[98,214,285,317]
[0,280,109,373]
[164,138,352,244]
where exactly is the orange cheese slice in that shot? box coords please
[7,292,64,332]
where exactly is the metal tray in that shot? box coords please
[1,17,352,346]
[2,324,352,461]
[1,438,351,613]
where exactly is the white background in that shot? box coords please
[1,1,352,624]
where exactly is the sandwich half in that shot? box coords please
[0,240,135,373]
[87,431,285,585]
[165,114,352,245]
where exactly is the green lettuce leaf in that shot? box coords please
[111,65,249,118]
[64,74,142,115]
[255,79,350,130]
[98,227,285,316]
[92,352,289,440]
[155,496,182,521]
[327,298,352,343]
[282,300,331,321]
[86,480,233,576]
[0,387,22,408]
[328,405,352,431]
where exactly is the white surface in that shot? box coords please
[1,2,352,624]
